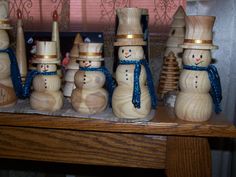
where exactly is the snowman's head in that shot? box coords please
[0,30,9,49]
[183,49,211,67]
[79,60,101,68]
[118,46,144,60]
[37,63,57,72]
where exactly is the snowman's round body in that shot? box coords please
[112,46,151,118]
[175,49,213,121]
[0,30,17,107]
[71,60,108,114]
[30,63,63,112]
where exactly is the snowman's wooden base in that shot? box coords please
[0,83,17,107]
[30,91,64,112]
[71,88,108,114]
[112,86,151,119]
[175,92,213,122]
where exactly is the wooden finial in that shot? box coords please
[17,9,22,19]
[52,10,58,21]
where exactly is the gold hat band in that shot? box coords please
[116,34,143,39]
[0,20,10,25]
[79,52,102,56]
[35,54,57,59]
[184,39,212,44]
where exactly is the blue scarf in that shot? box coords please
[79,66,116,106]
[0,48,57,98]
[183,65,222,113]
[23,70,57,98]
[0,48,23,98]
[119,59,157,109]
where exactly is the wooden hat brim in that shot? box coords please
[180,44,219,50]
[32,59,60,64]
[114,40,147,46]
[0,26,12,30]
[77,58,104,61]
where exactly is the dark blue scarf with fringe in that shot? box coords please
[79,66,116,106]
[119,59,157,109]
[0,48,23,98]
[183,64,222,113]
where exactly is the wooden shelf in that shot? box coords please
[0,106,235,138]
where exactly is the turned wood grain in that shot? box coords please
[0,126,166,169]
[0,107,235,138]
[166,136,211,177]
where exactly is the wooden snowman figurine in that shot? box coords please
[30,41,63,112]
[71,43,114,114]
[63,33,82,99]
[0,0,18,107]
[112,8,157,119]
[175,16,222,122]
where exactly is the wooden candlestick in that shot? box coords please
[16,9,27,83]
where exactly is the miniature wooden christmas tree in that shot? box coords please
[164,6,186,69]
[63,33,82,99]
[157,51,180,99]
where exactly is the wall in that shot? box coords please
[187,0,236,177]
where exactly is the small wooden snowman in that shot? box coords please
[71,43,114,114]
[0,0,17,107]
[112,8,157,119]
[175,16,222,122]
[30,41,63,112]
[63,33,82,99]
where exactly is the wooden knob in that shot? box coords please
[52,10,58,21]
[17,9,22,19]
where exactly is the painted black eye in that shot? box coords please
[192,54,195,58]
[129,49,132,52]
[200,55,203,58]
[89,61,91,63]
[41,65,43,68]
[122,49,124,53]
[83,61,85,63]
[46,65,49,68]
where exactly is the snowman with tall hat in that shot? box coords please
[112,8,157,119]
[71,42,115,114]
[29,41,63,112]
[175,15,222,122]
[0,0,23,107]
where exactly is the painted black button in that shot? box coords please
[83,82,86,84]
[126,78,128,80]
[84,74,86,77]
[125,70,128,72]
[195,76,198,78]
[195,86,198,88]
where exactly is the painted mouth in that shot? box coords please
[125,54,131,58]
[85,64,91,68]
[43,69,48,72]
[195,61,204,65]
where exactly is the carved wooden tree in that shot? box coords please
[164,6,186,69]
[157,51,180,99]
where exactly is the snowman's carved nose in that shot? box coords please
[195,58,201,61]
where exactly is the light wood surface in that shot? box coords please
[0,106,235,138]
